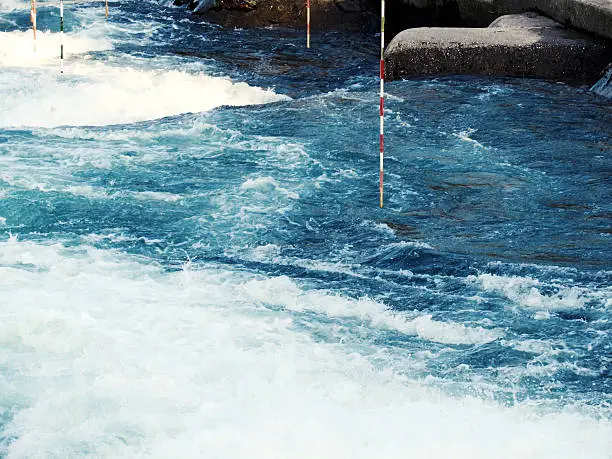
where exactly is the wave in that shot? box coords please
[0,239,610,457]
[243,275,502,345]
[0,25,289,128]
[0,60,289,128]
[467,273,605,311]
[0,29,112,67]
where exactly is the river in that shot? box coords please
[0,0,611,456]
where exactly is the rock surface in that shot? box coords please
[385,12,612,82]
[179,0,612,44]
[184,0,378,32]
[397,0,612,41]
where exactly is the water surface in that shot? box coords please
[0,0,611,457]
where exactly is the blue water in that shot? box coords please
[0,0,611,457]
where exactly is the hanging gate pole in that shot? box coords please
[60,0,64,73]
[105,0,108,18]
[306,0,310,48]
[379,0,385,208]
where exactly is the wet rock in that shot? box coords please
[186,0,377,32]
[385,12,612,83]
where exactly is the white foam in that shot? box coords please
[103,19,164,46]
[0,172,111,199]
[507,339,564,355]
[410,315,503,345]
[242,244,369,279]
[0,240,611,457]
[0,29,112,67]
[240,176,300,200]
[130,191,183,202]
[371,221,396,235]
[0,0,23,12]
[232,140,314,171]
[82,232,137,244]
[0,167,187,202]
[388,240,434,250]
[468,273,590,311]
[453,128,488,149]
[209,172,308,238]
[247,243,282,260]
[36,119,235,142]
[534,310,552,320]
[1,62,289,128]
[497,339,602,384]
[242,243,434,285]
[242,276,502,345]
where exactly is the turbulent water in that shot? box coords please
[1,0,611,457]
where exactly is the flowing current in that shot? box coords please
[1,0,611,457]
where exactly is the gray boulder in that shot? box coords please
[394,0,612,41]
[384,12,612,83]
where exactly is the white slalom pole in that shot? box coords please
[306,0,310,48]
[379,0,385,208]
[30,0,37,52]
[60,0,64,73]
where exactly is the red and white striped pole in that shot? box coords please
[379,0,385,208]
[306,0,310,48]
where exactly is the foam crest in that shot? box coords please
[453,128,488,149]
[243,245,369,279]
[1,63,289,128]
[242,276,503,345]
[0,171,110,199]
[36,119,234,142]
[0,169,186,201]
[130,191,183,202]
[232,139,315,171]
[468,273,591,311]
[240,176,300,200]
[410,315,502,345]
[0,0,23,11]
[0,29,112,67]
[0,240,611,457]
